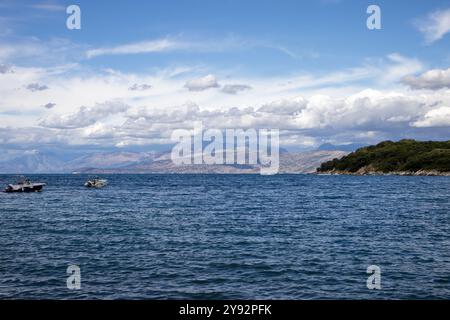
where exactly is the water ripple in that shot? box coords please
[0,174,449,299]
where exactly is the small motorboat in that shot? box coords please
[4,177,46,193]
[84,176,108,188]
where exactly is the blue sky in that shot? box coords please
[3,0,449,73]
[0,0,450,156]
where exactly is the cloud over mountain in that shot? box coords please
[70,89,450,149]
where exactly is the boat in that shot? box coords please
[4,177,46,193]
[84,176,108,188]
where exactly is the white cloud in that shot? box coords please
[258,53,423,93]
[416,8,450,43]
[0,42,44,60]
[1,87,449,150]
[259,97,307,115]
[221,84,252,95]
[412,106,450,127]
[84,36,303,59]
[39,101,129,129]
[0,63,13,74]
[0,126,72,146]
[129,83,152,91]
[26,83,49,92]
[2,52,447,150]
[0,54,430,123]
[402,67,450,90]
[0,38,85,65]
[43,102,56,109]
[86,39,181,59]
[381,53,423,83]
[31,2,66,12]
[184,74,220,91]
[108,89,448,143]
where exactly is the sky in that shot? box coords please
[0,0,450,157]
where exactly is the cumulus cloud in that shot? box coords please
[0,63,13,74]
[221,84,252,94]
[119,90,445,136]
[402,68,450,90]
[3,89,450,150]
[26,83,49,92]
[184,74,220,91]
[39,101,129,129]
[74,89,447,149]
[129,83,152,91]
[416,8,450,43]
[259,97,307,115]
[1,52,448,150]
[43,102,56,109]
[0,126,71,146]
[412,106,450,127]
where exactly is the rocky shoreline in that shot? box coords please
[318,167,450,176]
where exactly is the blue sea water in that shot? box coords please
[0,174,449,299]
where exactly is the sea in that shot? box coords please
[0,174,449,299]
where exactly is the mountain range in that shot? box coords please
[0,148,348,174]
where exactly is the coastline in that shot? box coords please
[317,168,450,176]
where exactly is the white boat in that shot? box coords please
[4,177,46,193]
[84,176,108,188]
